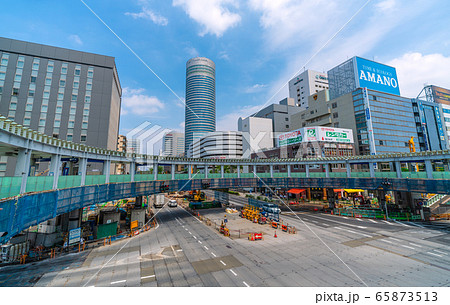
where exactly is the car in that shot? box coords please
[168,199,178,207]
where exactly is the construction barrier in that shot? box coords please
[248,233,263,241]
[271,221,278,229]
[288,226,297,234]
[281,224,288,232]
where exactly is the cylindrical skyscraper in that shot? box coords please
[184,57,216,155]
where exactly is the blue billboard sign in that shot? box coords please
[355,57,400,96]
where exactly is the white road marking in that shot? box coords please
[381,239,392,244]
[335,227,371,237]
[198,240,202,244]
[185,228,188,231]
[409,243,422,247]
[434,250,447,255]
[204,246,209,250]
[394,221,410,227]
[189,231,192,234]
[401,245,415,250]
[321,223,330,227]
[176,249,183,252]
[382,220,394,225]
[390,238,400,242]
[408,222,425,228]
[141,275,155,279]
[193,236,197,239]
[368,219,377,223]
[342,217,348,219]
[309,215,367,229]
[220,260,226,266]
[230,269,237,276]
[427,252,443,257]
[243,281,250,287]
[211,252,217,257]
[311,220,318,223]
[88,286,95,287]
[356,218,363,222]
[110,280,126,285]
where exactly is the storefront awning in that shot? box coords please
[333,189,344,193]
[288,188,306,194]
[344,189,365,193]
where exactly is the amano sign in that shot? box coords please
[354,57,400,96]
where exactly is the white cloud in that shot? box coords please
[185,46,200,57]
[219,50,230,61]
[376,0,397,12]
[173,0,241,37]
[121,87,165,116]
[244,83,267,93]
[68,34,83,46]
[387,52,450,97]
[217,104,264,131]
[125,7,168,26]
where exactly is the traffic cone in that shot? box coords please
[274,231,277,238]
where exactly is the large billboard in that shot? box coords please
[431,85,450,106]
[278,127,353,147]
[354,57,400,96]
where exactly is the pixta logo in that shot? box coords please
[126,121,171,156]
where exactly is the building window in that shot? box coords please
[333,112,338,118]
[286,125,289,128]
[81,135,87,142]
[332,102,337,108]
[334,122,339,127]
[379,140,384,146]
[285,117,289,121]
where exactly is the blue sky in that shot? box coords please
[1,0,450,135]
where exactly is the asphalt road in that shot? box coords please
[0,199,449,287]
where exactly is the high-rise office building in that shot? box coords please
[184,57,216,154]
[327,56,400,100]
[162,131,185,157]
[288,70,329,108]
[0,37,121,175]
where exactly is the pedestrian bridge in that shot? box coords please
[1,115,450,242]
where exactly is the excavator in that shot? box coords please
[187,190,206,202]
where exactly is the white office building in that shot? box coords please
[238,116,274,158]
[162,131,185,157]
[288,70,329,109]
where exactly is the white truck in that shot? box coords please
[153,194,165,208]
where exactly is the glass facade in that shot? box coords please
[185,57,216,154]
[353,88,417,155]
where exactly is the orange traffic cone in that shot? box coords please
[274,231,277,238]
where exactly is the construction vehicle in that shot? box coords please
[408,136,419,172]
[188,190,206,202]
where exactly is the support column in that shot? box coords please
[204,164,208,178]
[325,164,330,178]
[253,165,257,177]
[395,161,402,179]
[237,165,240,178]
[305,164,310,178]
[153,161,158,181]
[50,154,61,190]
[369,162,375,178]
[270,164,273,178]
[188,164,192,179]
[103,159,111,183]
[171,164,175,180]
[424,160,433,179]
[130,161,136,182]
[15,148,32,194]
[221,165,224,178]
[79,157,88,186]
[346,162,351,178]
[287,164,291,177]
